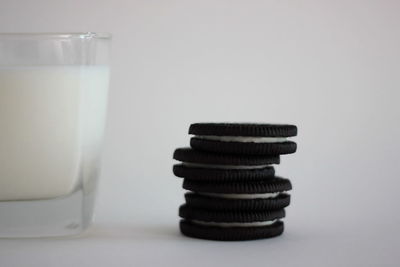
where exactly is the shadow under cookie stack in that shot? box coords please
[173,123,297,241]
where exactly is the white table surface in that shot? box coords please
[1,202,398,267]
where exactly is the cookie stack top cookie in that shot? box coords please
[173,123,297,241]
[189,123,297,155]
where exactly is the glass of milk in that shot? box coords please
[0,33,111,237]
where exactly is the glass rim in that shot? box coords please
[0,32,111,40]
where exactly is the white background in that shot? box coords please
[1,0,400,266]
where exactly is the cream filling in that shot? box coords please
[194,135,288,143]
[198,192,285,199]
[182,162,271,170]
[191,219,278,228]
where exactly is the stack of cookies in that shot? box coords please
[173,123,297,241]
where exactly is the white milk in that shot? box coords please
[0,66,109,201]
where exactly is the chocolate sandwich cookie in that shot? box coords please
[173,147,278,181]
[173,147,280,166]
[183,176,292,194]
[189,123,297,155]
[183,177,291,210]
[180,220,284,241]
[173,164,275,181]
[179,204,285,241]
[184,192,290,211]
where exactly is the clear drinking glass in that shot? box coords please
[0,33,111,237]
